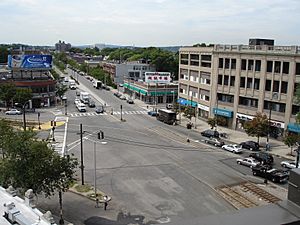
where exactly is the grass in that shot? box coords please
[74,184,92,193]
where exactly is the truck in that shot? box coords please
[93,80,102,89]
[157,109,177,125]
[80,92,90,104]
[69,79,76,90]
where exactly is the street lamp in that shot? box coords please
[266,93,279,150]
[120,105,123,121]
[38,112,41,130]
[64,100,68,115]
[15,101,30,131]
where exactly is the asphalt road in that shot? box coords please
[37,70,290,225]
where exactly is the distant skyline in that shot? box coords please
[0,0,300,46]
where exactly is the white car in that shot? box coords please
[281,161,299,169]
[119,95,126,100]
[5,109,22,115]
[74,98,81,105]
[237,157,260,168]
[77,103,86,112]
[221,144,243,153]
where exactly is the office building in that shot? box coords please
[55,40,71,52]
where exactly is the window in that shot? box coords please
[296,63,300,75]
[190,61,199,66]
[225,58,230,69]
[230,76,235,86]
[231,59,236,69]
[240,77,246,88]
[254,79,260,90]
[255,60,261,71]
[248,60,254,71]
[239,97,258,108]
[283,62,289,74]
[247,78,253,88]
[190,54,199,60]
[241,59,247,70]
[273,80,280,92]
[281,81,288,93]
[181,54,188,59]
[218,94,234,103]
[218,75,223,85]
[264,101,286,113]
[224,75,229,85]
[219,58,224,68]
[265,80,271,91]
[201,62,211,68]
[180,59,188,65]
[201,55,211,61]
[292,105,300,115]
[274,61,281,73]
[267,61,273,73]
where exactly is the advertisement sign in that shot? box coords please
[8,55,52,69]
[145,72,171,83]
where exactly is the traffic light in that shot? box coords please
[98,131,104,139]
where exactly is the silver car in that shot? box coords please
[281,161,299,169]
[222,144,243,153]
[236,157,260,168]
[5,109,22,115]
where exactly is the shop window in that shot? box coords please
[254,79,260,90]
[281,81,288,94]
[240,77,246,88]
[219,58,224,68]
[296,63,300,75]
[255,60,261,71]
[230,76,235,86]
[274,61,281,73]
[273,80,280,92]
[248,60,254,71]
[231,59,236,69]
[225,58,230,69]
[241,59,247,70]
[283,62,289,74]
[224,75,229,85]
[265,80,271,91]
[218,75,223,85]
[246,78,253,88]
[267,61,273,73]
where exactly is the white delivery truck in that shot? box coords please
[93,80,102,89]
[80,92,90,104]
[69,79,76,90]
[77,102,86,112]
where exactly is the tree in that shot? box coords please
[244,112,269,144]
[13,88,32,105]
[56,84,68,99]
[283,133,300,156]
[0,119,14,158]
[0,83,16,109]
[0,127,78,196]
[207,118,217,129]
[183,106,195,120]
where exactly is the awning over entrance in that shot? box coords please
[123,83,147,95]
[178,98,197,107]
[287,123,300,133]
[213,108,233,118]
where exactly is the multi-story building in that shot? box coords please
[100,61,155,84]
[178,39,300,137]
[55,40,71,52]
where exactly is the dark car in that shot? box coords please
[95,105,104,114]
[252,165,289,183]
[249,152,274,165]
[240,141,259,151]
[201,129,220,138]
[88,101,96,108]
[204,137,225,147]
[148,111,158,117]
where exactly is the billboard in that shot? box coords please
[8,54,52,69]
[145,72,171,83]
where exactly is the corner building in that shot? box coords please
[178,40,300,137]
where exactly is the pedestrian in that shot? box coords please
[95,198,99,208]
[104,201,108,210]
[103,195,109,210]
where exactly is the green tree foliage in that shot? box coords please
[56,84,68,99]
[0,119,14,157]
[283,133,300,156]
[0,83,17,109]
[207,118,217,129]
[244,112,269,143]
[13,88,32,105]
[183,106,195,120]
[69,47,83,54]
[0,46,9,63]
[0,126,78,196]
[89,66,115,87]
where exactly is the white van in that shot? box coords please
[77,103,86,112]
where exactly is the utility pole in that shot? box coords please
[80,123,84,185]
[120,105,123,121]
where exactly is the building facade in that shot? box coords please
[101,61,155,84]
[178,40,300,136]
[55,40,71,52]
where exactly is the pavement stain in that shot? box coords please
[32,121,65,131]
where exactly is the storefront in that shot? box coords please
[213,108,233,127]
[178,98,197,107]
[198,103,209,119]
[287,123,300,134]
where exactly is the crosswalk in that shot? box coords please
[69,110,148,118]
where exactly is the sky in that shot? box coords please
[0,0,300,47]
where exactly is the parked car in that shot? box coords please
[201,129,220,138]
[236,157,261,168]
[249,152,274,165]
[114,92,122,98]
[88,101,96,108]
[252,165,289,183]
[61,95,67,100]
[222,144,243,154]
[5,109,22,115]
[240,141,260,151]
[119,95,126,100]
[74,98,81,105]
[127,98,134,104]
[204,137,225,147]
[95,105,104,114]
[281,161,300,169]
[76,91,80,96]
[148,111,158,117]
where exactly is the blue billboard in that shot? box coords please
[8,54,52,69]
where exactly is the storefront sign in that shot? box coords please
[145,72,171,83]
[236,112,284,128]
[213,108,233,118]
[198,103,209,111]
